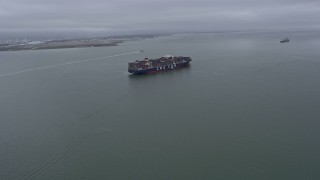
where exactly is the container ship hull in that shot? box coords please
[128,55,192,74]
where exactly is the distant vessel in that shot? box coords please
[280,38,290,43]
[128,55,192,74]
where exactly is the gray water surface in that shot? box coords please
[1,32,320,179]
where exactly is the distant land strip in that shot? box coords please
[0,35,156,51]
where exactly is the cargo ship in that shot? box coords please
[128,55,192,74]
[280,37,290,43]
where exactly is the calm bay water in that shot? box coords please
[1,32,320,179]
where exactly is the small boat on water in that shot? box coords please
[280,38,290,43]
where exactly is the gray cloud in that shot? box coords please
[0,0,319,36]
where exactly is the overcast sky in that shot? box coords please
[1,0,320,36]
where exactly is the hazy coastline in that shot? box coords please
[0,35,156,51]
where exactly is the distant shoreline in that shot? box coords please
[0,35,156,52]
